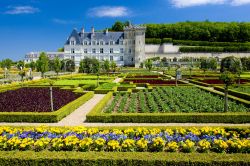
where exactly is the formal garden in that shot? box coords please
[0,54,250,165]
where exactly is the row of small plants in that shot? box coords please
[0,126,249,153]
[231,86,250,94]
[103,87,248,113]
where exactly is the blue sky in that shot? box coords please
[0,0,250,61]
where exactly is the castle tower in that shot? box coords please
[124,24,146,67]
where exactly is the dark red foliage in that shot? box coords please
[0,87,82,112]
[124,79,185,84]
[200,79,249,84]
[126,75,159,78]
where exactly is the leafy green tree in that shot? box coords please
[145,59,153,71]
[54,57,61,76]
[1,58,13,70]
[18,70,26,82]
[103,60,110,76]
[220,56,242,86]
[111,21,130,31]
[16,61,24,70]
[57,48,64,52]
[91,59,100,86]
[66,59,75,73]
[110,61,116,72]
[200,58,209,78]
[36,52,49,78]
[140,62,144,68]
[219,71,235,112]
[25,61,36,71]
[208,58,218,71]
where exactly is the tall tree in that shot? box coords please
[66,59,75,73]
[54,57,61,76]
[220,56,242,86]
[16,60,24,70]
[200,58,209,78]
[219,71,235,112]
[1,58,12,70]
[103,60,110,76]
[36,52,49,78]
[145,59,153,71]
[110,61,116,72]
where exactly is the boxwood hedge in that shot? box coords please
[0,151,249,166]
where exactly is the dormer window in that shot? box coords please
[110,41,114,45]
[70,37,75,45]
[84,41,88,45]
[92,41,96,45]
[100,41,104,45]
[70,40,75,45]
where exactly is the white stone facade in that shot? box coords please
[25,24,146,67]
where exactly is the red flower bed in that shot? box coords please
[126,75,159,78]
[200,79,249,84]
[124,79,185,84]
[0,87,82,112]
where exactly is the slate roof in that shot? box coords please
[65,29,124,45]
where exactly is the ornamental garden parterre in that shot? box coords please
[0,60,250,165]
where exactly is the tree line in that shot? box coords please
[110,21,250,42]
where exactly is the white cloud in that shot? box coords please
[231,0,250,6]
[170,0,225,8]
[170,0,250,8]
[88,6,129,17]
[52,18,77,24]
[5,6,39,15]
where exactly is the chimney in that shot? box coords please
[91,26,95,34]
[81,27,84,34]
[105,28,109,34]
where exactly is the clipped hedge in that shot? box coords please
[214,86,250,101]
[197,86,250,107]
[179,46,250,52]
[173,40,250,47]
[87,112,250,123]
[0,91,94,123]
[0,151,249,166]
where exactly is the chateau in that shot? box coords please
[25,23,146,67]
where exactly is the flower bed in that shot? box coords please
[126,75,160,78]
[0,87,82,113]
[0,126,249,153]
[124,79,185,84]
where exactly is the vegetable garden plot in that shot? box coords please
[0,87,82,112]
[104,87,249,113]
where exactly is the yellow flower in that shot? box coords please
[165,141,179,152]
[107,140,120,151]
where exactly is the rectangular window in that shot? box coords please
[92,41,96,45]
[71,48,75,54]
[100,41,104,45]
[100,56,104,61]
[110,56,113,61]
[100,48,104,53]
[71,56,75,60]
[120,56,123,61]
[110,48,113,53]
[70,41,75,45]
[84,49,87,53]
[120,48,124,53]
[92,49,96,53]
[110,41,114,45]
[129,49,132,53]
[84,41,88,45]
[106,42,109,45]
